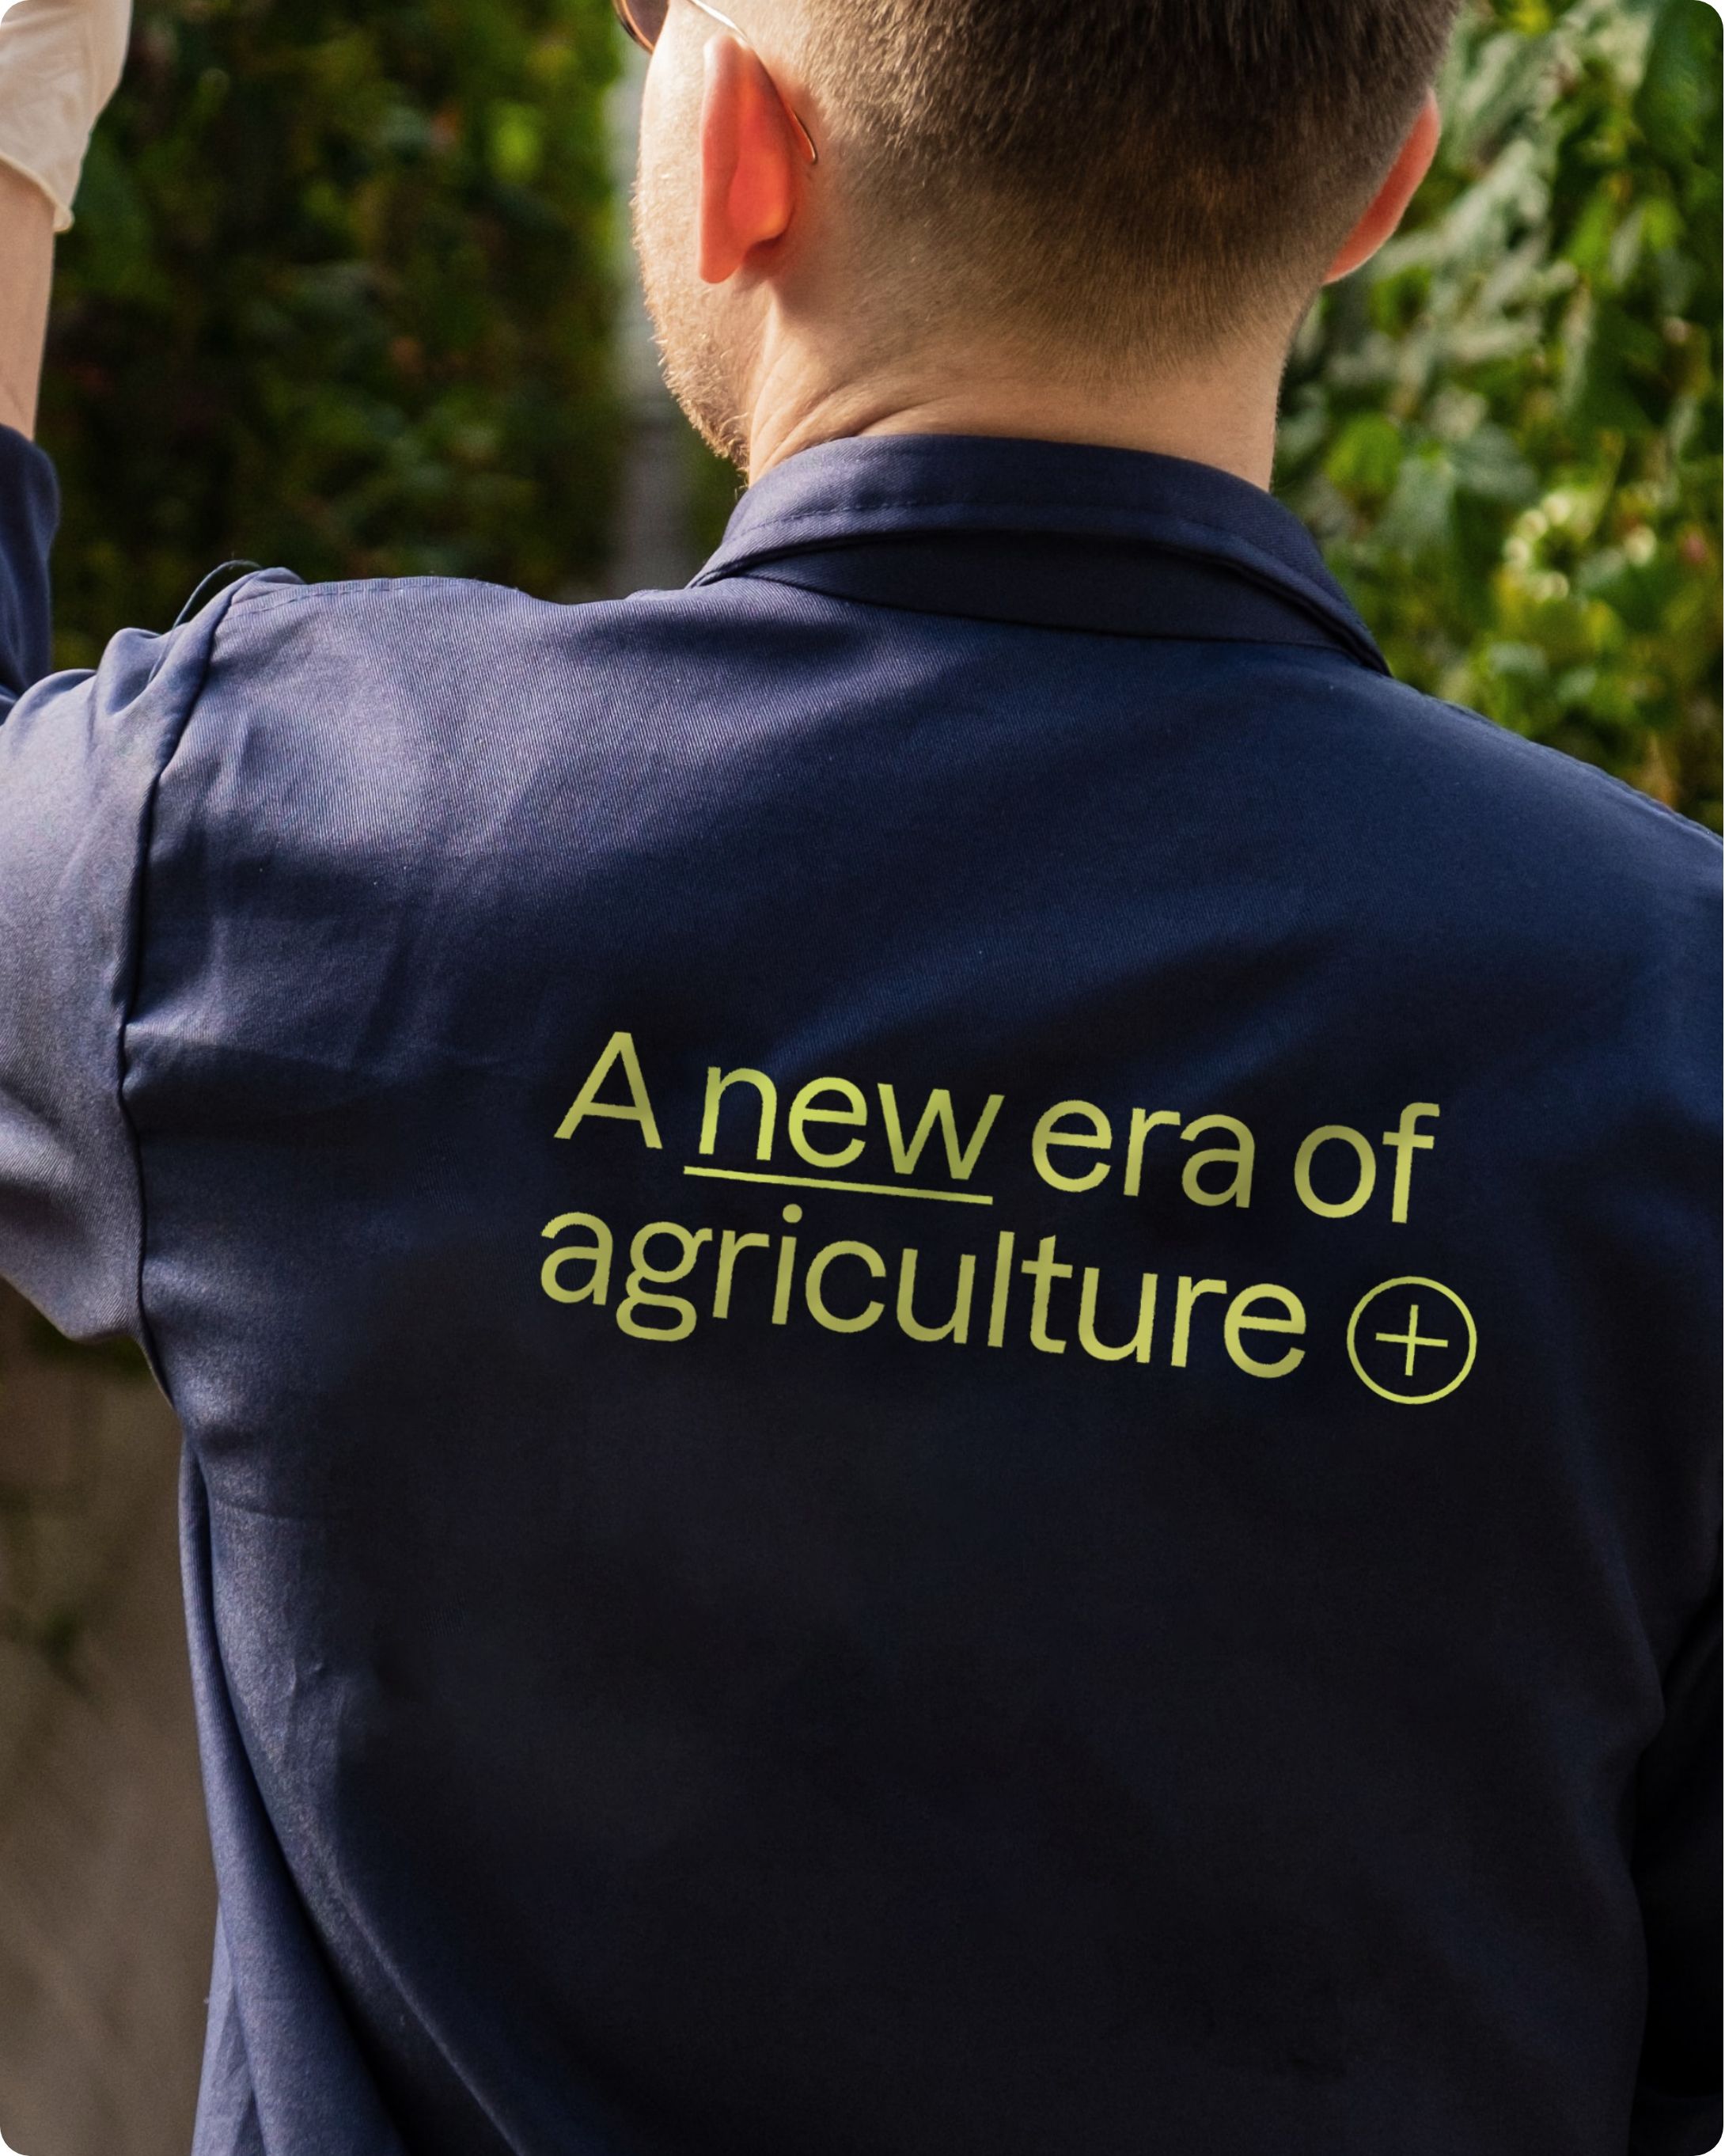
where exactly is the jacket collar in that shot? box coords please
[692,432,1386,674]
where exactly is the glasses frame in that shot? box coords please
[614,0,818,165]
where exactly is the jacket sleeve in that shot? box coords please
[1629,1548,1723,2156]
[0,423,239,1342]
[0,420,56,712]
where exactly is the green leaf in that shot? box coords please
[1324,412,1405,497]
[1276,0,1719,824]
[1634,0,1720,164]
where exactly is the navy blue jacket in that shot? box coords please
[0,420,1718,2156]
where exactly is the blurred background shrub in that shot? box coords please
[37,0,1722,819]
[1280,0,1721,829]
[40,0,621,666]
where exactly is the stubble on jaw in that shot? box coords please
[633,160,754,471]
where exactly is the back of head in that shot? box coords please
[792,0,1462,370]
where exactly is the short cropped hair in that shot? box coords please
[794,0,1461,362]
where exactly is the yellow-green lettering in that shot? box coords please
[1223,1285,1306,1378]
[878,1085,1004,1182]
[1181,1114,1254,1209]
[1294,1125,1377,1217]
[616,1223,711,1341]
[987,1231,1016,1347]
[699,1067,777,1160]
[1124,1109,1181,1198]
[1171,1276,1228,1366]
[555,1031,662,1148]
[789,1077,868,1168]
[1032,1100,1113,1193]
[1381,1103,1439,1224]
[772,1209,801,1324]
[540,1212,613,1305]
[1076,1268,1157,1364]
[806,1241,886,1333]
[897,1248,976,1344]
[713,1229,771,1319]
[1020,1235,1075,1353]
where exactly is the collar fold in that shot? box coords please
[693,434,1386,673]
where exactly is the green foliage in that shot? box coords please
[1280,0,1722,829]
[36,0,1720,828]
[40,0,623,666]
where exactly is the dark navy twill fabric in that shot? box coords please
[0,420,1717,2156]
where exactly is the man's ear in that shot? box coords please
[1323,90,1441,285]
[697,33,800,285]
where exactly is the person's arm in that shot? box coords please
[0,158,53,438]
[0,0,132,439]
[0,0,133,711]
[0,0,286,1354]
[0,166,58,712]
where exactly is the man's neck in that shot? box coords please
[740,336,1290,490]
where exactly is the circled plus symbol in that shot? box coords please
[1347,1277,1477,1406]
